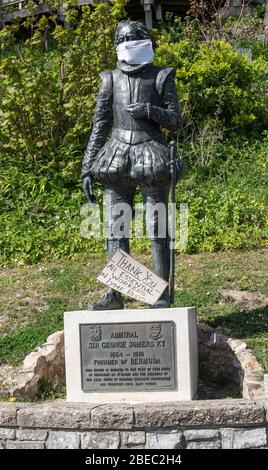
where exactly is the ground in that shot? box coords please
[0,249,267,377]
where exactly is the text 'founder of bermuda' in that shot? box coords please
[82,20,182,310]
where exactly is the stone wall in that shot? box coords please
[198,324,264,400]
[0,400,268,449]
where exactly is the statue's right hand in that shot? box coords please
[82,175,97,204]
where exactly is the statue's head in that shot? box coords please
[115,20,156,50]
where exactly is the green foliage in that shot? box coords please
[0,136,266,265]
[176,134,268,253]
[155,29,268,133]
[0,0,127,179]
[0,6,267,264]
[35,378,66,401]
[255,3,267,19]
[0,1,125,264]
[0,172,104,265]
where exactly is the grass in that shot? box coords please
[0,249,267,371]
[0,298,69,366]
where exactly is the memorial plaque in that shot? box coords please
[80,321,176,391]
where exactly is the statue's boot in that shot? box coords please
[89,289,124,311]
[151,238,170,309]
[153,287,170,309]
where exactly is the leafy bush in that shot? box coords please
[1,2,267,179]
[0,0,128,181]
[0,171,104,265]
[0,136,266,265]
[0,4,267,265]
[155,34,268,134]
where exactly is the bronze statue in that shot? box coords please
[82,20,182,310]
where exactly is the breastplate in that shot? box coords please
[112,66,162,144]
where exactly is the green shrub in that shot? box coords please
[0,5,267,265]
[0,136,266,265]
[0,0,128,181]
[177,133,268,252]
[155,38,268,134]
[0,171,104,265]
[0,3,267,181]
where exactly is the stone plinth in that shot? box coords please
[64,307,198,403]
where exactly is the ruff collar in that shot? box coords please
[116,61,152,75]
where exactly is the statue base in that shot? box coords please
[64,307,198,403]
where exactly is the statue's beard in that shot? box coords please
[116,39,154,65]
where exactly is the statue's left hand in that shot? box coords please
[126,103,150,119]
[82,175,97,204]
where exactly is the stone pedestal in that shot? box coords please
[64,307,198,403]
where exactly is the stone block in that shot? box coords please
[184,429,219,441]
[6,441,45,449]
[134,399,266,428]
[81,431,120,449]
[16,429,48,441]
[0,404,18,426]
[46,431,80,449]
[221,427,267,449]
[146,431,183,449]
[121,431,146,446]
[64,308,198,403]
[91,404,134,430]
[17,403,93,429]
[0,428,15,440]
[187,440,221,449]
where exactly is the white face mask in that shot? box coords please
[116,39,154,65]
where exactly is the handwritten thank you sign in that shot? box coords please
[97,249,168,305]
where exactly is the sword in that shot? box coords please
[169,140,177,306]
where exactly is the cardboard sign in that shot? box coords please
[97,249,168,305]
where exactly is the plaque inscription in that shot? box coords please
[80,322,176,391]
